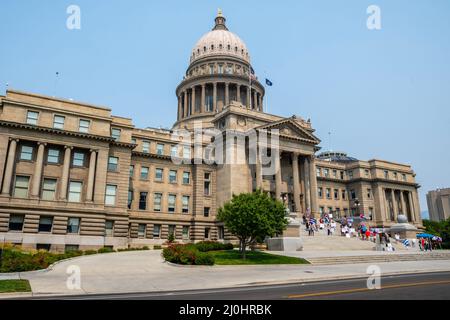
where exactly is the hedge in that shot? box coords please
[162,244,215,265]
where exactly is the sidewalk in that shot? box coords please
[1,250,450,298]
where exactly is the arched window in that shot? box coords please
[227,44,231,50]
[211,44,214,51]
[204,46,207,52]
[219,44,223,50]
[235,46,238,52]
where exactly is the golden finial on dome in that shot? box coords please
[217,8,223,17]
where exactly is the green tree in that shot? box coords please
[423,218,450,248]
[217,190,288,259]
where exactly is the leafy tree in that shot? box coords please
[217,190,288,259]
[423,218,450,247]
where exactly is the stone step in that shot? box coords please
[306,253,450,265]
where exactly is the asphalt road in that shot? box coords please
[25,271,450,300]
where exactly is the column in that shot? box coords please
[183,91,188,117]
[309,156,319,216]
[31,142,46,197]
[275,151,282,200]
[60,146,72,200]
[253,91,257,110]
[255,145,262,190]
[391,189,398,221]
[246,86,251,109]
[407,191,415,222]
[299,157,306,213]
[177,95,182,120]
[291,153,301,214]
[191,86,196,115]
[237,84,241,105]
[1,138,18,195]
[213,82,217,112]
[258,94,263,111]
[225,82,230,106]
[400,190,406,216]
[201,84,206,113]
[304,157,311,214]
[86,149,97,202]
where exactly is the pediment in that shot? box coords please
[256,119,321,145]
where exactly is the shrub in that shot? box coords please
[162,244,214,265]
[142,246,150,250]
[195,252,215,265]
[195,241,234,252]
[167,233,175,243]
[97,247,116,254]
[84,250,97,255]
[153,245,162,250]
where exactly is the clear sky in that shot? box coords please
[1,0,449,217]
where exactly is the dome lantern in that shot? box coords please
[213,8,228,31]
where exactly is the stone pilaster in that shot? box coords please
[86,149,97,202]
[191,86,196,114]
[225,82,229,107]
[275,152,282,200]
[1,138,18,196]
[60,146,72,200]
[30,142,46,198]
[291,153,301,214]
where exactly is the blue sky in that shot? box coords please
[1,0,449,217]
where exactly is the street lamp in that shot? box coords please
[353,199,360,217]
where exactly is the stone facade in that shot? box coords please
[427,188,450,222]
[0,12,422,252]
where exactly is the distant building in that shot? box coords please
[427,188,450,222]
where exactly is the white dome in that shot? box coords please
[190,14,250,64]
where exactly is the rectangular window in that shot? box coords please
[326,188,331,199]
[42,178,57,201]
[20,145,33,161]
[108,156,119,172]
[79,119,90,133]
[368,207,374,220]
[142,141,150,153]
[183,172,190,184]
[68,181,82,202]
[182,196,190,214]
[204,207,210,217]
[105,185,117,205]
[316,168,321,177]
[38,216,53,233]
[36,244,51,251]
[324,169,329,177]
[105,220,114,236]
[183,146,191,159]
[140,167,149,180]
[218,64,223,74]
[342,190,346,200]
[332,170,337,178]
[168,194,176,213]
[72,152,85,166]
[384,170,389,179]
[8,214,24,231]
[156,143,164,155]
[182,226,190,240]
[350,190,356,200]
[67,217,80,234]
[393,172,398,180]
[204,227,210,240]
[47,149,60,164]
[319,207,324,215]
[334,189,339,200]
[128,190,133,209]
[318,187,323,198]
[153,224,161,238]
[169,170,177,183]
[171,145,178,157]
[168,225,175,237]
[204,172,211,196]
[155,168,163,181]
[328,207,333,214]
[340,171,344,179]
[138,224,146,238]
[218,226,224,240]
[13,176,30,198]
[131,138,137,145]
[365,169,370,178]
[402,174,407,181]
[129,165,134,178]
[53,115,65,129]
[111,128,121,141]
[65,245,79,252]
[348,170,353,179]
[153,193,162,212]
[139,192,148,210]
[26,111,39,125]
[367,188,372,199]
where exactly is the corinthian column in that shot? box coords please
[246,86,251,109]
[1,138,18,195]
[86,149,97,202]
[31,142,46,197]
[225,82,230,107]
[201,84,206,113]
[291,153,301,214]
[237,84,241,105]
[191,86,196,115]
[213,82,217,112]
[256,145,262,190]
[253,91,257,110]
[60,146,72,200]
[275,152,282,200]
[309,156,318,216]
[183,91,188,117]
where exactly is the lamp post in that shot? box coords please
[353,199,360,217]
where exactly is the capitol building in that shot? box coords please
[0,12,422,251]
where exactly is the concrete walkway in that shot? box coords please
[1,250,450,297]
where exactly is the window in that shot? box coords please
[38,216,53,232]
[72,152,85,166]
[367,188,372,199]
[204,207,210,217]
[182,196,190,213]
[209,64,214,74]
[42,179,57,200]
[348,170,354,179]
[169,170,177,183]
[342,190,346,200]
[218,226,224,240]
[183,172,190,184]
[153,224,161,238]
[153,193,162,212]
[328,207,333,214]
[68,181,82,202]
[168,194,176,213]
[318,187,323,198]
[218,64,223,74]
[67,217,80,234]
[204,228,210,240]
[65,245,79,252]
[142,141,150,153]
[332,170,337,178]
[402,174,407,182]
[128,190,133,209]
[319,207,324,215]
[26,111,39,125]
[344,208,349,216]
[129,165,134,178]
[156,144,164,155]
[131,138,137,145]
[138,224,146,238]
[155,168,163,181]
[108,156,119,171]
[350,190,356,200]
[111,128,121,141]
[140,167,149,180]
[53,115,65,129]
[334,189,339,200]
[340,171,344,179]
[13,176,29,198]
[183,146,191,159]
[139,192,148,210]
[384,170,389,179]
[368,207,374,220]
[204,172,211,196]
[171,145,178,157]
[105,185,117,205]
[36,244,51,251]
[316,168,321,177]
[168,225,176,238]
[182,226,190,240]
[324,169,329,177]
[20,146,33,161]
[47,149,60,164]
[393,172,398,180]
[8,214,24,231]
[79,119,90,133]
[326,188,331,199]
[105,220,114,236]
[364,169,370,178]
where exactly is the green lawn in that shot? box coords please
[210,250,309,265]
[0,280,31,293]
